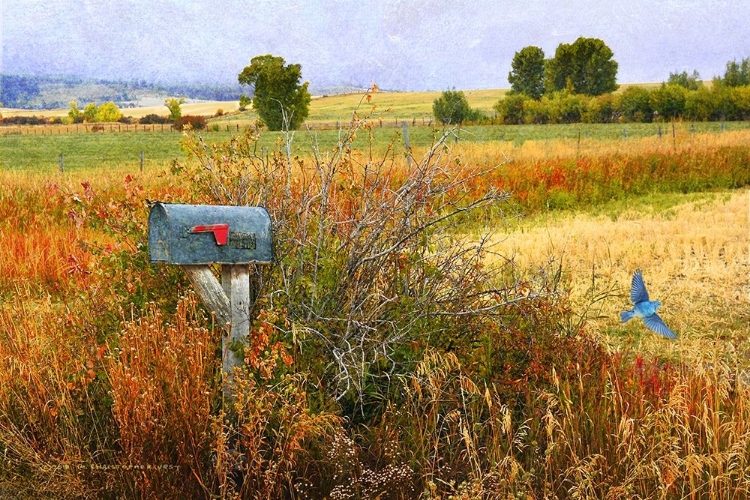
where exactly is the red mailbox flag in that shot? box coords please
[190,224,229,246]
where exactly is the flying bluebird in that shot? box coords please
[620,269,676,339]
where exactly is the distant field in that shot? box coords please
[3,118,750,173]
[1,83,664,122]
[1,88,504,124]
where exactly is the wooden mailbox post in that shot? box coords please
[148,202,273,397]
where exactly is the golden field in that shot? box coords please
[491,190,749,364]
[0,107,749,498]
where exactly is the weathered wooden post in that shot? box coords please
[147,203,273,400]
[402,122,413,169]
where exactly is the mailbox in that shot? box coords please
[148,203,273,265]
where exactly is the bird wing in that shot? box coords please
[643,313,676,339]
[630,269,650,304]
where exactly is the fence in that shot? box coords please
[0,119,441,136]
[0,122,182,136]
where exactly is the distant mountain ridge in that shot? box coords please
[0,74,249,110]
[0,74,369,110]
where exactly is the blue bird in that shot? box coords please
[620,269,676,339]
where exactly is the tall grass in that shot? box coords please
[1,95,748,497]
[371,348,750,498]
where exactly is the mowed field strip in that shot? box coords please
[490,189,750,365]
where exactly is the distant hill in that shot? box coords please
[0,74,246,110]
[0,74,373,110]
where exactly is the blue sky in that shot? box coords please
[2,0,749,91]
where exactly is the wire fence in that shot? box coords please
[0,118,444,136]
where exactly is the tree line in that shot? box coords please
[433,39,750,126]
[490,39,750,125]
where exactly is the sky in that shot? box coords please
[2,0,750,92]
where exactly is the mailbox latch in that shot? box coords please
[190,224,229,246]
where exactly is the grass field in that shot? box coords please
[1,90,749,498]
[3,110,750,173]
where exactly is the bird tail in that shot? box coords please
[620,310,635,323]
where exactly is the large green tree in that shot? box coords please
[546,37,618,96]
[508,46,546,99]
[238,54,311,130]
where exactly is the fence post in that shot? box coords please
[58,153,64,173]
[140,151,145,172]
[402,122,413,169]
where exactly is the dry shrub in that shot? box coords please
[0,181,91,293]
[218,368,341,499]
[0,289,113,498]
[106,294,340,499]
[105,294,218,497]
[179,90,528,413]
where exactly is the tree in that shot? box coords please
[667,70,702,90]
[95,102,123,122]
[508,46,545,99]
[68,100,84,123]
[721,57,750,87]
[650,84,687,119]
[433,89,472,125]
[617,86,653,122]
[546,37,618,96]
[165,97,185,123]
[82,103,98,123]
[238,54,311,130]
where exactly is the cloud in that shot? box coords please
[2,0,750,90]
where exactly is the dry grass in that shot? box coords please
[430,128,750,164]
[489,189,750,366]
[2,115,749,497]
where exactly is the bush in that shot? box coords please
[586,93,617,123]
[175,115,207,130]
[617,86,653,122]
[180,94,519,410]
[494,93,526,124]
[0,115,47,125]
[650,84,687,120]
[139,113,170,124]
[433,89,473,124]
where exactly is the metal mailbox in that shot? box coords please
[148,202,273,265]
